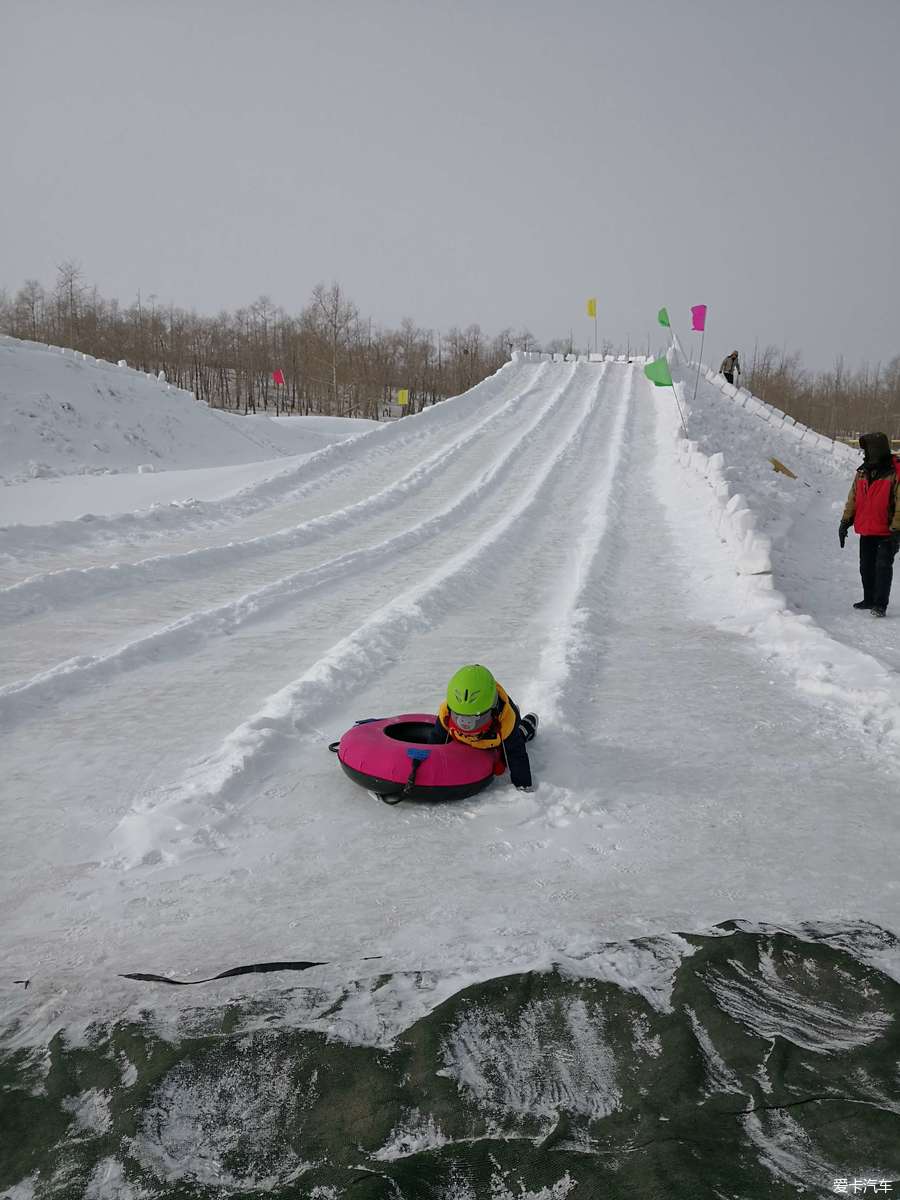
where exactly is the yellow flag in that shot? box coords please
[396,388,409,406]
[586,298,597,318]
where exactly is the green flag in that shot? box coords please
[644,357,673,387]
[657,307,670,328]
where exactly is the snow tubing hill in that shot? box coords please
[333,713,499,802]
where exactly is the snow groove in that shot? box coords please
[0,364,573,724]
[0,360,522,564]
[106,363,605,866]
[535,364,636,724]
[0,364,551,622]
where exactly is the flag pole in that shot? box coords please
[646,354,688,437]
[594,312,598,354]
[670,382,688,436]
[691,330,705,405]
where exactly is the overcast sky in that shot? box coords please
[3,0,898,370]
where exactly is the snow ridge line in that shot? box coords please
[0,364,573,723]
[0,360,520,561]
[663,372,900,758]
[106,363,604,867]
[513,349,652,366]
[0,334,192,397]
[536,365,636,724]
[0,364,552,622]
[686,353,858,470]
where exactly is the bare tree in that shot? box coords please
[0,267,582,424]
[13,279,45,341]
[54,259,85,346]
[311,282,357,414]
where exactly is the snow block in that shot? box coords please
[725,493,746,516]
[737,534,773,575]
[705,451,726,480]
[730,508,756,540]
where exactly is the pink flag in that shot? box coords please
[272,368,286,386]
[690,305,707,332]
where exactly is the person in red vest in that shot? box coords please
[839,432,900,617]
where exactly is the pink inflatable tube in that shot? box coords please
[330,713,500,803]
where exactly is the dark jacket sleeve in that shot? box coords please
[427,718,451,745]
[502,723,532,788]
[841,475,858,526]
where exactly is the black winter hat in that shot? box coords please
[859,432,892,462]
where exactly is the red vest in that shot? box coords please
[854,457,900,536]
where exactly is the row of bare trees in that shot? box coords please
[745,346,900,441]
[3,265,898,436]
[0,263,543,419]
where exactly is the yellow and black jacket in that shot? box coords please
[436,682,518,749]
[430,683,533,787]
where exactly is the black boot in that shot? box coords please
[872,607,887,618]
[853,600,873,610]
[520,713,539,741]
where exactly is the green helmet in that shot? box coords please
[446,664,497,715]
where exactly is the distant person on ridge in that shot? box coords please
[429,664,538,791]
[838,432,900,618]
[720,350,741,385]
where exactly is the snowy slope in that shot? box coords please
[2,348,899,1068]
[0,335,374,484]
[670,354,900,726]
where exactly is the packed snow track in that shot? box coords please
[3,358,899,1044]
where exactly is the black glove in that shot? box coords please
[839,521,850,549]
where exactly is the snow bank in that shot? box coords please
[0,353,517,562]
[0,335,375,483]
[662,356,900,755]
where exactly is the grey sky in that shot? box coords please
[3,0,898,370]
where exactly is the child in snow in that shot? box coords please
[430,664,538,791]
[838,431,900,617]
